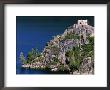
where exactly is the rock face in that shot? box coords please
[72,57,94,75]
[21,20,94,74]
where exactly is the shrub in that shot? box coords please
[26,48,41,63]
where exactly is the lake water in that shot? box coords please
[16,16,94,74]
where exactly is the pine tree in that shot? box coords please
[19,52,26,64]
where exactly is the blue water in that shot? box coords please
[16,16,94,74]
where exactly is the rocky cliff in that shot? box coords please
[21,20,94,74]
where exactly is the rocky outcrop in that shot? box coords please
[72,57,94,75]
[21,20,94,74]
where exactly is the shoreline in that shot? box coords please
[21,67,70,74]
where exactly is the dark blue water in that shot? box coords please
[16,16,94,74]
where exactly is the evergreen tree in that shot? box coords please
[19,52,26,64]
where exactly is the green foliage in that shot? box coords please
[65,46,81,71]
[50,61,58,65]
[81,36,94,58]
[65,50,73,57]
[69,47,81,70]
[88,36,94,45]
[19,52,26,64]
[27,51,33,63]
[49,57,59,65]
[64,33,80,40]
[87,51,94,60]
[52,57,59,62]
[81,44,92,54]
[26,48,41,63]
[37,55,44,62]
[69,59,80,71]
[58,65,65,71]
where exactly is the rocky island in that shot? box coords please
[20,20,94,75]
